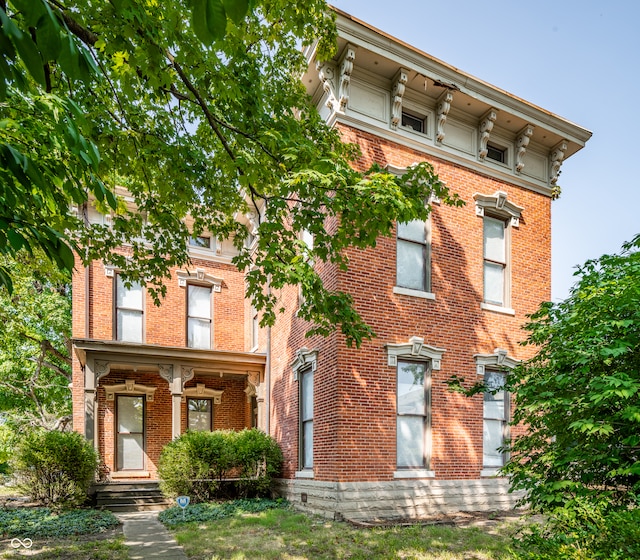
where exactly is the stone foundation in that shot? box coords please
[275,478,524,521]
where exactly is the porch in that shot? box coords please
[73,339,266,480]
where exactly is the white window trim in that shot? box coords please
[394,469,435,479]
[291,347,318,381]
[177,269,223,291]
[388,337,445,475]
[475,191,522,311]
[103,379,156,402]
[386,336,445,369]
[393,286,436,300]
[474,348,520,376]
[293,348,317,475]
[480,302,515,315]
[475,349,519,475]
[474,191,524,228]
[181,384,224,404]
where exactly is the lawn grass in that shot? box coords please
[171,507,521,560]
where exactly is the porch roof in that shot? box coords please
[73,338,266,377]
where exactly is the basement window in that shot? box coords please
[401,112,426,134]
[486,144,507,164]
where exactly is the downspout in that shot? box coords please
[81,203,98,451]
[83,203,90,339]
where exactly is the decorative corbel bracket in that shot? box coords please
[549,140,568,184]
[478,109,498,159]
[181,366,195,385]
[95,360,111,381]
[316,61,338,110]
[390,68,409,130]
[338,44,357,112]
[515,125,534,173]
[436,90,453,143]
[158,364,174,384]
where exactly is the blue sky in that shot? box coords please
[331,0,640,301]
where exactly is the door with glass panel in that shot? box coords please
[116,395,145,471]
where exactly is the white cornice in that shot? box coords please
[333,11,591,150]
[333,114,554,197]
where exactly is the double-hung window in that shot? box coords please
[187,285,212,349]
[396,360,430,469]
[116,275,144,342]
[483,216,507,306]
[397,219,430,292]
[299,365,314,470]
[483,370,509,468]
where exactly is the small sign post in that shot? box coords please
[176,495,190,521]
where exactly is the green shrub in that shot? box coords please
[234,429,283,497]
[158,429,283,502]
[159,497,287,527]
[0,507,118,538]
[514,500,640,559]
[12,430,98,509]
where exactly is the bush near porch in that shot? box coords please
[12,430,98,510]
[158,428,283,503]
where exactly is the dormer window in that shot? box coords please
[401,111,426,134]
[486,143,507,164]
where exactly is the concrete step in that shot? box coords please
[103,502,170,513]
[93,481,171,512]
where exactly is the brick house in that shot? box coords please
[71,9,591,520]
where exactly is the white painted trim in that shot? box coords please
[480,302,515,316]
[393,286,436,300]
[393,469,435,479]
[291,347,318,381]
[295,470,315,479]
[386,337,445,369]
[480,468,505,477]
[333,113,555,197]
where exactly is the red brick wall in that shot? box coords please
[96,372,252,478]
[181,375,250,433]
[270,123,550,482]
[71,256,250,435]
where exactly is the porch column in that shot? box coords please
[255,383,266,431]
[160,364,195,439]
[84,358,110,449]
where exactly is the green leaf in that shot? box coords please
[222,0,249,24]
[192,0,227,44]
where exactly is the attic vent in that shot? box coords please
[401,112,425,134]
[486,144,507,163]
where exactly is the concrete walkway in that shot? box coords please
[116,511,188,559]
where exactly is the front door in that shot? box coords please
[116,395,145,471]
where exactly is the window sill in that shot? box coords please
[393,469,435,479]
[295,470,314,479]
[480,468,505,477]
[480,302,515,316]
[393,287,436,300]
